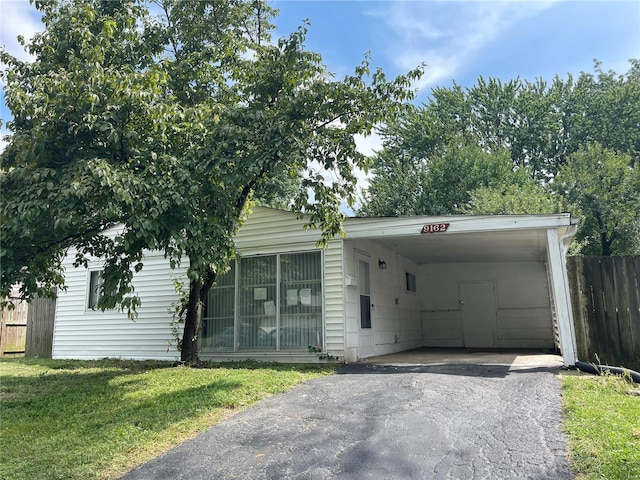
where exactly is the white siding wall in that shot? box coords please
[420,261,554,348]
[343,239,424,361]
[324,240,345,357]
[53,249,188,360]
[234,207,324,253]
[343,245,360,362]
[53,207,339,361]
[233,207,345,358]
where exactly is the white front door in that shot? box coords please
[357,255,374,358]
[461,281,497,348]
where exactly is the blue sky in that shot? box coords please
[1,0,639,189]
[273,0,639,98]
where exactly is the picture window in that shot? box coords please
[202,251,324,352]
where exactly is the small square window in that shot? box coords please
[405,272,417,293]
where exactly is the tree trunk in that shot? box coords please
[180,269,218,364]
[601,232,613,256]
[181,278,203,364]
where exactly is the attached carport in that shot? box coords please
[341,214,579,366]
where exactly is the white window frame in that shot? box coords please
[202,249,325,353]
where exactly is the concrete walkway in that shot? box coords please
[121,352,572,480]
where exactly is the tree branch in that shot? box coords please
[23,223,114,259]
[313,110,357,132]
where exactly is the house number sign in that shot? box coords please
[420,222,450,234]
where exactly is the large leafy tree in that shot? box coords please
[555,143,640,256]
[360,142,530,216]
[462,183,561,216]
[360,61,640,254]
[0,0,422,362]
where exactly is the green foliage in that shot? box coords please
[555,143,640,255]
[421,145,523,214]
[463,183,562,215]
[0,358,335,480]
[308,345,340,361]
[360,60,640,254]
[358,146,429,217]
[361,142,536,216]
[1,0,422,361]
[570,60,640,164]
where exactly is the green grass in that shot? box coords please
[561,373,640,480]
[0,358,335,480]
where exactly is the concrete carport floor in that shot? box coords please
[121,349,572,480]
[360,347,565,369]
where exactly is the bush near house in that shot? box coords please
[0,358,335,480]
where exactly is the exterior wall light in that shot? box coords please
[378,259,387,270]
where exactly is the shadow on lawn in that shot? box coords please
[0,358,335,480]
[2,356,337,373]
[0,359,288,479]
[0,358,336,436]
[0,363,242,421]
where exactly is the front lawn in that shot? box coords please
[4,358,638,480]
[0,358,335,480]
[561,373,640,480]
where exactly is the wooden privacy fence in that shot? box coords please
[0,295,29,356]
[567,256,640,370]
[25,294,56,358]
[1,289,56,358]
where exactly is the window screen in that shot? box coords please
[202,251,324,353]
[202,263,236,351]
[280,252,323,350]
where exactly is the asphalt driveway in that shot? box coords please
[121,362,572,480]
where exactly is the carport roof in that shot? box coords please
[344,213,576,264]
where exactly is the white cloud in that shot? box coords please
[369,0,559,91]
[354,131,383,158]
[302,132,383,215]
[0,1,42,61]
[353,131,382,193]
[1,1,43,153]
[0,131,7,153]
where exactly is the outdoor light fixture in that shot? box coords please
[378,258,387,270]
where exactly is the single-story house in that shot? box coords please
[52,206,579,365]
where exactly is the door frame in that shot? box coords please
[355,251,374,358]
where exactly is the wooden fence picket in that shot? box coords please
[567,256,640,370]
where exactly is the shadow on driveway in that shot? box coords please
[337,362,563,378]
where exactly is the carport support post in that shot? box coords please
[546,228,578,366]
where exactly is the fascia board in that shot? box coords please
[343,214,573,239]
